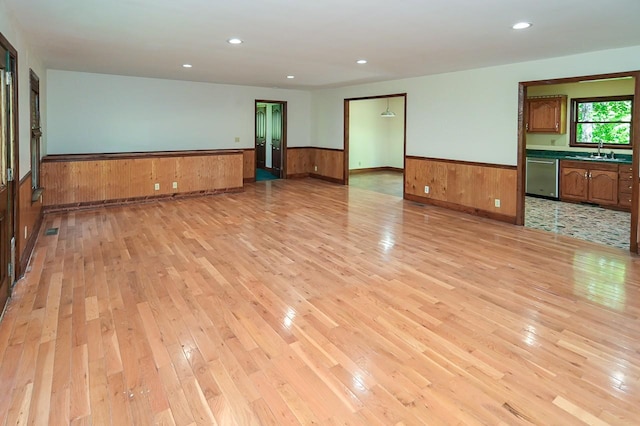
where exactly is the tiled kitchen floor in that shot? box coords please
[525,196,630,249]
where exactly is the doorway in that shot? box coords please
[518,71,640,252]
[255,100,287,181]
[344,94,407,197]
[0,33,18,317]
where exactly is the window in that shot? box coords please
[30,69,42,197]
[570,95,633,148]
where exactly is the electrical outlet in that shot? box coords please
[314,165,318,172]
[234,137,240,143]
[172,181,178,189]
[154,183,160,191]
[551,139,556,145]
[424,185,430,194]
[494,199,501,208]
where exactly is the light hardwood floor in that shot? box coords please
[1,178,639,425]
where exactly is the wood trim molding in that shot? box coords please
[314,147,344,153]
[287,146,313,150]
[404,193,517,224]
[287,172,311,179]
[42,149,244,163]
[405,155,518,170]
[19,171,31,186]
[43,187,243,213]
[349,167,403,174]
[521,71,639,87]
[243,178,256,184]
[310,174,343,184]
[345,93,407,101]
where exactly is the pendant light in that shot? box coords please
[381,98,396,117]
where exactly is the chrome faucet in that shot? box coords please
[597,141,603,157]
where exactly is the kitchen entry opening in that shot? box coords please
[520,74,638,251]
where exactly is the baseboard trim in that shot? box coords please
[43,187,244,213]
[243,177,256,184]
[349,167,403,175]
[287,173,311,179]
[310,173,344,184]
[404,193,516,224]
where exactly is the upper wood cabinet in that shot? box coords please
[526,95,567,134]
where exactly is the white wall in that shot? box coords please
[349,97,404,169]
[312,45,640,166]
[0,0,47,179]
[46,70,311,154]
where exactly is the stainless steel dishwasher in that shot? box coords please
[526,157,559,199]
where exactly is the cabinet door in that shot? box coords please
[589,169,618,206]
[561,167,588,201]
[527,98,560,133]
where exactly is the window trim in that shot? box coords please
[29,69,43,202]
[570,95,634,148]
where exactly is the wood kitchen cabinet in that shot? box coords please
[618,164,633,210]
[526,95,567,134]
[560,160,618,207]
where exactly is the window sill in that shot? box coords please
[31,187,44,203]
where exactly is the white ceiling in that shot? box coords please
[5,0,640,89]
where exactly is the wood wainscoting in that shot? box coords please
[41,150,244,209]
[286,147,344,183]
[243,149,255,183]
[405,156,518,223]
[286,147,314,178]
[17,172,43,277]
[311,147,344,184]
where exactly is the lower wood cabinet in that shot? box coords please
[618,164,633,209]
[560,160,620,207]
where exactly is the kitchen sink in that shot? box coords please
[564,155,628,162]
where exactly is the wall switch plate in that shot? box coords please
[172,181,178,189]
[424,185,430,194]
[494,199,501,208]
[154,183,160,191]
[314,165,318,172]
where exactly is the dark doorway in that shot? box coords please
[255,100,287,181]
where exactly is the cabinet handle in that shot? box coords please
[584,172,588,179]
[588,172,592,179]
[555,122,558,130]
[525,123,529,131]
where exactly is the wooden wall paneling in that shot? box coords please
[41,151,244,208]
[287,148,313,177]
[405,157,517,222]
[312,148,344,183]
[17,173,43,276]
[243,149,255,182]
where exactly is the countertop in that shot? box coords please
[526,149,632,165]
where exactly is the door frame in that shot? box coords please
[517,70,640,252]
[343,93,407,194]
[0,32,19,316]
[255,100,287,179]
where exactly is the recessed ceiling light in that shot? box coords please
[287,75,295,79]
[228,38,243,44]
[356,59,367,64]
[512,22,532,30]
[182,64,192,68]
